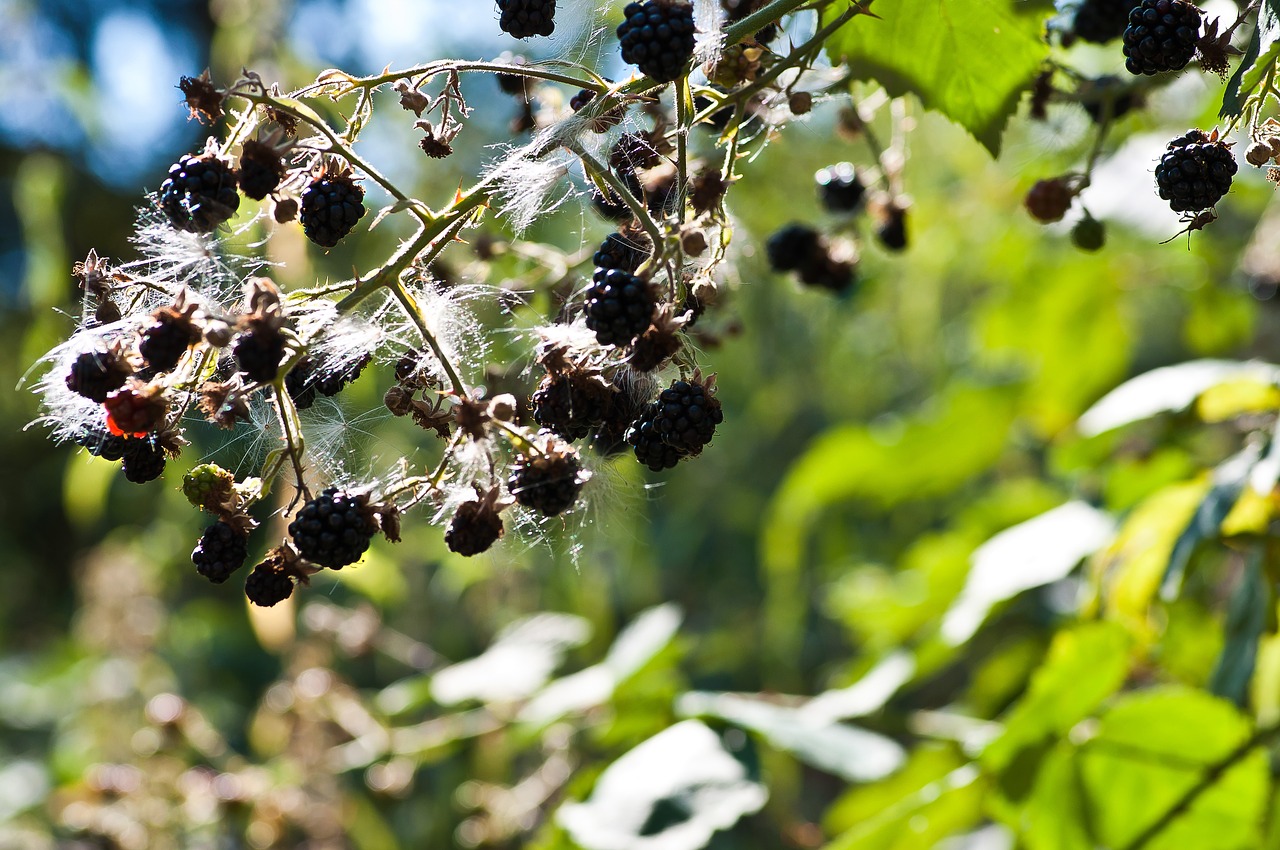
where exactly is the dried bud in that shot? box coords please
[681,227,708,256]
[179,70,224,124]
[488,393,519,422]
[273,197,299,223]
[1247,142,1274,167]
[395,81,431,116]
[385,385,415,416]
[788,91,813,115]
[198,380,251,429]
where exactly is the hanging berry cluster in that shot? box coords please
[33,0,892,608]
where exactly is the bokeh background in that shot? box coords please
[2,0,1277,847]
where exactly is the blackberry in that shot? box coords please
[1071,217,1107,251]
[121,436,166,484]
[498,0,556,37]
[233,325,287,383]
[590,383,644,456]
[139,310,201,372]
[618,0,697,84]
[285,358,319,409]
[815,163,866,213]
[1025,178,1075,223]
[192,521,249,584]
[299,169,366,248]
[314,353,372,397]
[591,170,645,222]
[66,349,130,403]
[1122,0,1201,76]
[570,89,596,111]
[495,53,531,95]
[593,231,651,274]
[1073,0,1141,43]
[1078,76,1139,123]
[72,426,127,462]
[157,152,240,233]
[1155,129,1236,213]
[765,224,822,272]
[238,140,286,201]
[584,269,656,347]
[797,253,857,294]
[532,370,612,439]
[876,205,909,252]
[508,444,586,516]
[288,487,378,569]
[104,385,166,437]
[445,500,504,556]
[244,560,294,607]
[625,378,722,470]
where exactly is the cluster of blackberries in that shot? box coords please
[1122,0,1201,75]
[497,0,556,38]
[617,0,697,83]
[73,428,168,483]
[766,224,856,293]
[1155,129,1236,213]
[285,354,372,409]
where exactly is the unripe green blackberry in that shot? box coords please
[617,0,697,84]
[584,269,656,347]
[244,559,294,607]
[288,487,378,569]
[498,0,556,37]
[765,224,822,272]
[1073,0,1141,44]
[508,441,587,516]
[139,308,202,372]
[532,370,612,440]
[1155,129,1236,213]
[121,436,166,484]
[183,463,237,512]
[1122,0,1201,76]
[192,521,249,584]
[445,499,505,556]
[157,151,240,233]
[625,378,722,470]
[299,169,366,248]
[815,163,866,213]
[66,349,131,403]
[232,325,287,383]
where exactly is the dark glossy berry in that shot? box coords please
[815,163,865,213]
[590,382,644,456]
[797,253,857,294]
[139,312,201,372]
[232,326,287,383]
[121,436,166,484]
[625,378,722,470]
[584,269,656,347]
[1025,179,1075,223]
[1155,130,1236,213]
[765,224,822,272]
[498,0,556,37]
[245,560,294,607]
[158,152,240,233]
[591,171,645,222]
[314,353,372,397]
[238,140,286,201]
[445,500,504,555]
[532,371,612,440]
[299,171,366,248]
[570,89,596,111]
[1122,0,1201,76]
[285,359,320,410]
[72,426,127,461]
[1071,217,1107,251]
[66,350,130,403]
[288,487,377,569]
[508,448,585,516]
[618,0,697,83]
[876,206,909,251]
[192,521,249,584]
[1073,0,1142,43]
[593,232,651,274]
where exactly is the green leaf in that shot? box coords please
[821,0,1049,156]
[823,765,984,850]
[1210,549,1269,705]
[1224,0,1280,119]
[1022,743,1093,850]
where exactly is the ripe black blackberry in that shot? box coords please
[232,325,287,383]
[765,224,822,272]
[192,521,249,584]
[1073,0,1141,43]
[876,205,909,252]
[508,443,586,516]
[498,0,556,37]
[593,231,651,274]
[157,151,240,233]
[495,52,531,95]
[1155,129,1236,212]
[288,487,378,569]
[285,358,319,409]
[570,89,596,111]
[584,269,656,347]
[314,353,372,397]
[625,378,722,470]
[238,140,286,201]
[798,253,857,294]
[532,370,612,440]
[815,163,866,213]
[121,436,166,484]
[590,382,644,456]
[139,309,202,372]
[1078,76,1139,123]
[1122,0,1201,76]
[66,349,130,403]
[299,168,366,248]
[244,560,294,607]
[445,499,505,556]
[591,170,645,222]
[618,0,697,84]
[72,426,127,461]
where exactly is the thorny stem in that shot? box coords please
[270,382,311,507]
[304,61,606,100]
[675,75,692,224]
[381,429,465,510]
[386,276,469,398]
[572,144,666,249]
